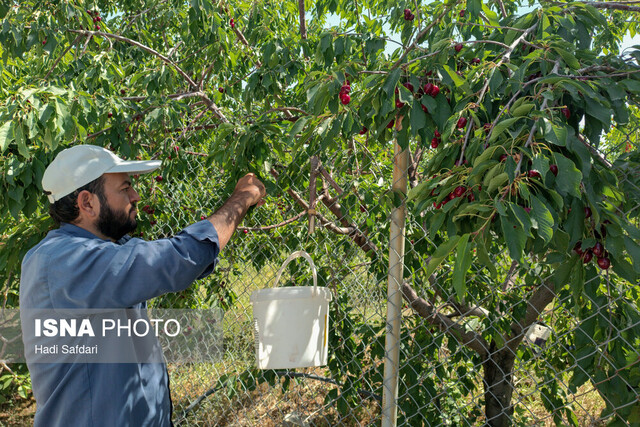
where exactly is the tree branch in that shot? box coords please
[298,0,307,40]
[401,282,489,357]
[67,29,229,122]
[587,1,640,11]
[270,168,379,256]
[239,210,307,231]
[507,281,556,352]
[44,35,82,80]
[458,21,539,163]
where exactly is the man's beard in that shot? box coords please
[96,201,137,241]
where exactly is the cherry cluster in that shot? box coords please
[403,9,415,21]
[339,80,351,105]
[574,240,611,270]
[431,184,477,209]
[431,129,441,149]
[86,9,102,30]
[230,18,235,28]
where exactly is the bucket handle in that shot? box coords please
[273,251,318,295]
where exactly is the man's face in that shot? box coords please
[96,173,141,241]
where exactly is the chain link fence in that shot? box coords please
[119,108,640,426]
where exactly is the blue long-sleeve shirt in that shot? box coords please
[20,220,220,426]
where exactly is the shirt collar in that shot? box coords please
[58,223,130,245]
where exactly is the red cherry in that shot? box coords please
[121,89,126,95]
[218,87,225,93]
[597,257,611,270]
[107,112,113,118]
[434,130,441,138]
[395,99,405,108]
[150,220,157,226]
[574,242,583,255]
[448,192,456,201]
[96,16,102,22]
[454,43,463,53]
[467,193,475,202]
[431,138,439,148]
[471,58,481,65]
[243,229,249,234]
[483,123,492,133]
[561,108,571,120]
[459,10,465,17]
[93,17,98,23]
[592,242,604,257]
[582,250,593,263]
[42,39,47,45]
[359,126,368,135]
[403,82,414,92]
[421,104,428,113]
[155,175,163,182]
[584,207,592,218]
[456,116,467,128]
[549,164,558,176]
[423,83,434,95]
[387,120,395,129]
[95,25,101,30]
[453,186,466,197]
[528,170,540,178]
[499,154,508,162]
[429,85,440,97]
[341,94,351,105]
[230,19,235,28]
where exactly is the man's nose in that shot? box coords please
[130,188,141,204]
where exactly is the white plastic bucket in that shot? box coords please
[250,251,332,369]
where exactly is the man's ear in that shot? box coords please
[77,190,100,219]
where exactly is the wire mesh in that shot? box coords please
[120,114,640,426]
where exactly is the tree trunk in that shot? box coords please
[483,348,516,426]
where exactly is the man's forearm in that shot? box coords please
[207,191,255,249]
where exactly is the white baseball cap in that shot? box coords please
[42,145,161,203]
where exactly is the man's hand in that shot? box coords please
[233,173,266,206]
[207,173,267,249]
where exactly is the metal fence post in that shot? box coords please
[381,128,408,427]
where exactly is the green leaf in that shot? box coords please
[452,234,473,302]
[511,103,535,117]
[424,235,462,279]
[623,236,640,273]
[554,154,582,197]
[501,214,526,263]
[442,65,465,87]
[14,124,29,158]
[383,69,401,98]
[531,195,554,244]
[489,117,520,144]
[553,256,578,289]
[0,121,14,153]
[410,100,426,136]
[543,120,568,146]
[487,172,508,193]
[620,79,640,92]
[477,239,498,277]
[286,116,310,143]
[552,46,580,69]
